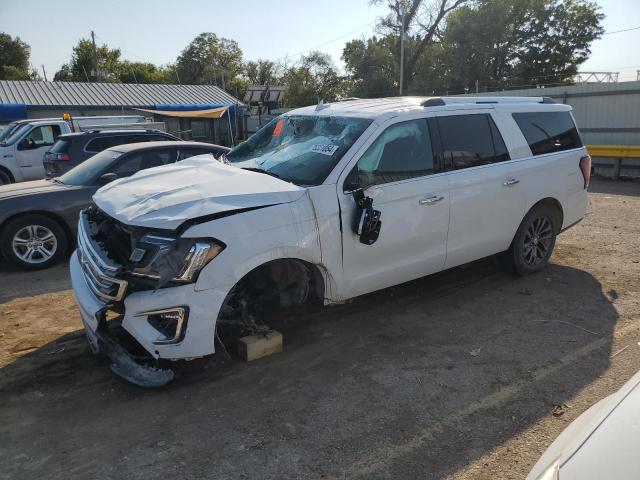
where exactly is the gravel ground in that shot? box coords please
[1,177,639,480]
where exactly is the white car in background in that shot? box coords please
[70,96,591,386]
[528,370,640,480]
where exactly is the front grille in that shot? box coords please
[77,211,128,303]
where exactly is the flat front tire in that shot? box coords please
[0,215,68,270]
[507,205,558,276]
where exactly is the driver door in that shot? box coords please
[338,117,450,299]
[15,124,62,180]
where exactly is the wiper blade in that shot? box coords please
[241,167,288,182]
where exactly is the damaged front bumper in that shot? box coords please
[71,251,227,386]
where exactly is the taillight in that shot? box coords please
[579,155,591,189]
[53,153,70,161]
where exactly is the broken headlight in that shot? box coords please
[174,241,224,283]
[130,234,225,287]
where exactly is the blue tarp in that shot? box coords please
[0,103,28,121]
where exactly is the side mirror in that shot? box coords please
[17,138,30,151]
[98,172,118,185]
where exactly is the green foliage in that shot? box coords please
[245,59,278,85]
[54,39,122,82]
[342,36,399,98]
[441,0,605,92]
[118,61,178,84]
[176,33,243,86]
[0,32,32,80]
[282,52,350,108]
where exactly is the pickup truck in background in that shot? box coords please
[0,115,165,184]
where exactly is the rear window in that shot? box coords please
[49,139,71,153]
[437,114,510,170]
[513,111,582,156]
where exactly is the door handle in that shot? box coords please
[503,178,520,186]
[419,195,444,205]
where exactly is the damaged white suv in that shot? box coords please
[71,97,590,386]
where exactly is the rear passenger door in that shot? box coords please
[434,111,526,268]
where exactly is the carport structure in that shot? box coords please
[0,80,245,146]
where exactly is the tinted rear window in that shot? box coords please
[513,111,582,156]
[437,114,510,170]
[50,139,71,153]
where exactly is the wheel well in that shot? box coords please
[0,166,15,183]
[0,210,73,252]
[532,197,564,233]
[217,258,326,331]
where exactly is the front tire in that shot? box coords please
[0,215,68,270]
[507,205,558,276]
[0,169,12,185]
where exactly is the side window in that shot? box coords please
[354,119,435,186]
[513,111,583,156]
[85,137,110,153]
[111,150,176,177]
[25,125,61,148]
[437,114,510,170]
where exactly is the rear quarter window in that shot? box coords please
[513,111,583,156]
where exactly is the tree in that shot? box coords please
[440,0,604,92]
[54,39,122,82]
[245,59,278,85]
[343,36,399,97]
[373,0,471,84]
[118,61,177,84]
[0,32,33,80]
[175,33,243,86]
[282,52,350,107]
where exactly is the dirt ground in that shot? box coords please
[1,177,639,480]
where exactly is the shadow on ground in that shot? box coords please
[0,259,71,303]
[0,258,618,480]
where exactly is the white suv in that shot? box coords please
[70,96,591,386]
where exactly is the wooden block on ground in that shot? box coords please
[237,330,283,362]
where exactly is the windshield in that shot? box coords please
[2,123,32,145]
[0,122,19,143]
[58,149,123,186]
[226,115,372,185]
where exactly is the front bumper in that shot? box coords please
[71,250,228,364]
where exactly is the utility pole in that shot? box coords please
[475,79,479,94]
[91,30,98,82]
[41,65,48,82]
[399,6,406,96]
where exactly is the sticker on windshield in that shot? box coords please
[311,144,339,156]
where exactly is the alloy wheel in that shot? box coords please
[11,225,58,264]
[522,216,553,266]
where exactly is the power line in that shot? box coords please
[602,25,640,35]
[286,20,377,59]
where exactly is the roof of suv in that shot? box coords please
[290,96,570,119]
[108,140,229,153]
[57,129,175,140]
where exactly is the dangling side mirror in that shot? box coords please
[352,189,382,245]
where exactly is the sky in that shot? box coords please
[1,0,639,82]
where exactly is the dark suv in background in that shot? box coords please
[43,129,180,177]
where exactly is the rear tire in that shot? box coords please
[0,169,12,185]
[506,205,558,276]
[0,215,68,270]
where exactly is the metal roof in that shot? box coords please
[0,80,242,108]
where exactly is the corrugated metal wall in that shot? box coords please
[465,81,640,177]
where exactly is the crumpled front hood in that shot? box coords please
[93,157,306,230]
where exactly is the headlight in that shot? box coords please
[130,235,225,286]
[535,460,560,480]
[174,241,224,283]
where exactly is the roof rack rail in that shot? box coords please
[422,96,558,107]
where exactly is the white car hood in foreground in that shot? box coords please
[528,370,640,480]
[93,157,306,230]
